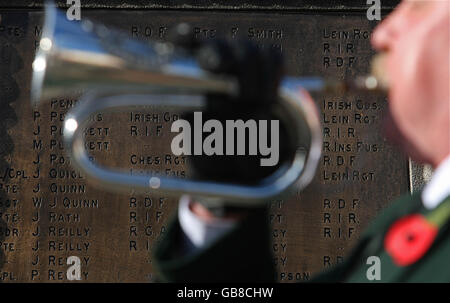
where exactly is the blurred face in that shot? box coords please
[371,0,449,167]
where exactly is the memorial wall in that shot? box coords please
[0,0,421,282]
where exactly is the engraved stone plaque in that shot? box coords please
[0,3,410,282]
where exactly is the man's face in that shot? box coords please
[371,0,449,167]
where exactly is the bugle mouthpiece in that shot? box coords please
[316,53,389,93]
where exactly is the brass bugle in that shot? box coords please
[31,3,323,206]
[31,3,389,206]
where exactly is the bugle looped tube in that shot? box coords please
[31,4,387,206]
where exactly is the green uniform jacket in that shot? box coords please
[153,192,450,282]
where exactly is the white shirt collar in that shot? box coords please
[178,195,236,248]
[422,154,450,209]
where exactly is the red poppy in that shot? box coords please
[384,214,438,266]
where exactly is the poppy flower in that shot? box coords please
[384,214,438,266]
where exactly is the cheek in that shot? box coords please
[386,31,431,136]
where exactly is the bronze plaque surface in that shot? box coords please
[0,8,408,282]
